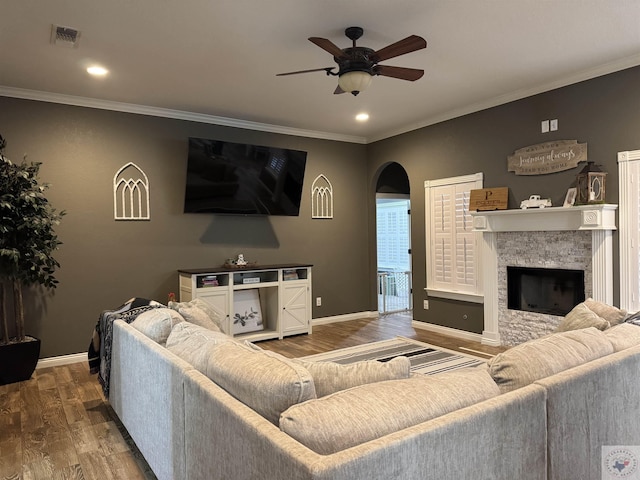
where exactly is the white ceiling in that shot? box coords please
[2,0,640,144]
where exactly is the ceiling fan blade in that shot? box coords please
[276,67,335,76]
[375,65,424,81]
[309,37,347,59]
[334,85,346,94]
[372,35,427,62]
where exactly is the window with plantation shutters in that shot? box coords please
[425,173,483,302]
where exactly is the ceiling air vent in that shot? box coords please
[50,25,81,48]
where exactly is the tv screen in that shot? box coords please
[184,137,307,215]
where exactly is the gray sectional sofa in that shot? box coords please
[107,301,640,480]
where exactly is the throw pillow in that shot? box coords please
[555,303,610,332]
[604,323,640,351]
[584,298,628,326]
[279,368,499,455]
[293,356,411,397]
[487,327,614,393]
[168,297,223,332]
[169,337,316,425]
[166,322,233,371]
[130,308,184,346]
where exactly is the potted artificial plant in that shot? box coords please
[0,134,64,385]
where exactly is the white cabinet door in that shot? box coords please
[196,289,231,334]
[281,282,310,336]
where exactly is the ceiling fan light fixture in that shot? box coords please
[338,71,372,96]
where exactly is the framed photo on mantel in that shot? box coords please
[563,187,577,207]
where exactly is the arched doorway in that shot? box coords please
[376,162,412,314]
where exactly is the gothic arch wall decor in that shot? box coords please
[113,162,150,220]
[311,174,333,219]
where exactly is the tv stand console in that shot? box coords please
[178,264,312,342]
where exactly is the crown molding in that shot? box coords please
[4,51,640,146]
[0,86,367,145]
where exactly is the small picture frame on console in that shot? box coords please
[563,187,577,207]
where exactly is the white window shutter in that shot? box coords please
[455,187,475,287]
[432,188,453,287]
[425,173,483,299]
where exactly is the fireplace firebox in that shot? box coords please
[507,266,585,316]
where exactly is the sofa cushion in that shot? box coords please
[604,323,640,351]
[130,308,184,346]
[166,321,231,355]
[584,298,628,326]
[169,335,316,425]
[292,356,411,397]
[555,303,610,332]
[168,298,223,332]
[488,327,614,393]
[279,368,499,455]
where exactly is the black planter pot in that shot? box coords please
[0,337,41,385]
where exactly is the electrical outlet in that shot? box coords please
[316,297,322,307]
[423,300,429,310]
[550,119,558,131]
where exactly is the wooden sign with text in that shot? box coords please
[470,187,509,211]
[508,140,587,175]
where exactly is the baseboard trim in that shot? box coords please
[312,311,378,326]
[37,352,86,369]
[412,320,484,343]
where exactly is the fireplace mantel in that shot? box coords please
[471,204,617,233]
[472,204,617,347]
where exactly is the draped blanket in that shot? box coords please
[88,297,164,397]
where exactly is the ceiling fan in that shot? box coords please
[277,27,427,96]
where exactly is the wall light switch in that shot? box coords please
[550,119,558,131]
[541,120,550,133]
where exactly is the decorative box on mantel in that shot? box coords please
[470,204,617,347]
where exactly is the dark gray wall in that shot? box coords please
[4,64,640,357]
[0,97,370,357]
[367,66,640,333]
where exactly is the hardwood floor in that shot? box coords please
[0,313,505,480]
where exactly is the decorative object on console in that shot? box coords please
[563,187,577,207]
[311,174,334,219]
[507,140,587,175]
[520,195,552,209]
[223,254,257,269]
[232,289,264,334]
[575,161,607,205]
[113,162,150,220]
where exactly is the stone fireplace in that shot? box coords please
[471,204,617,346]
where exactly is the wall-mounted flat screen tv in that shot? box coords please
[184,137,307,215]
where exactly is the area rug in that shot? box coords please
[300,336,490,375]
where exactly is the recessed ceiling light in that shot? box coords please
[87,66,108,76]
[355,113,369,122]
